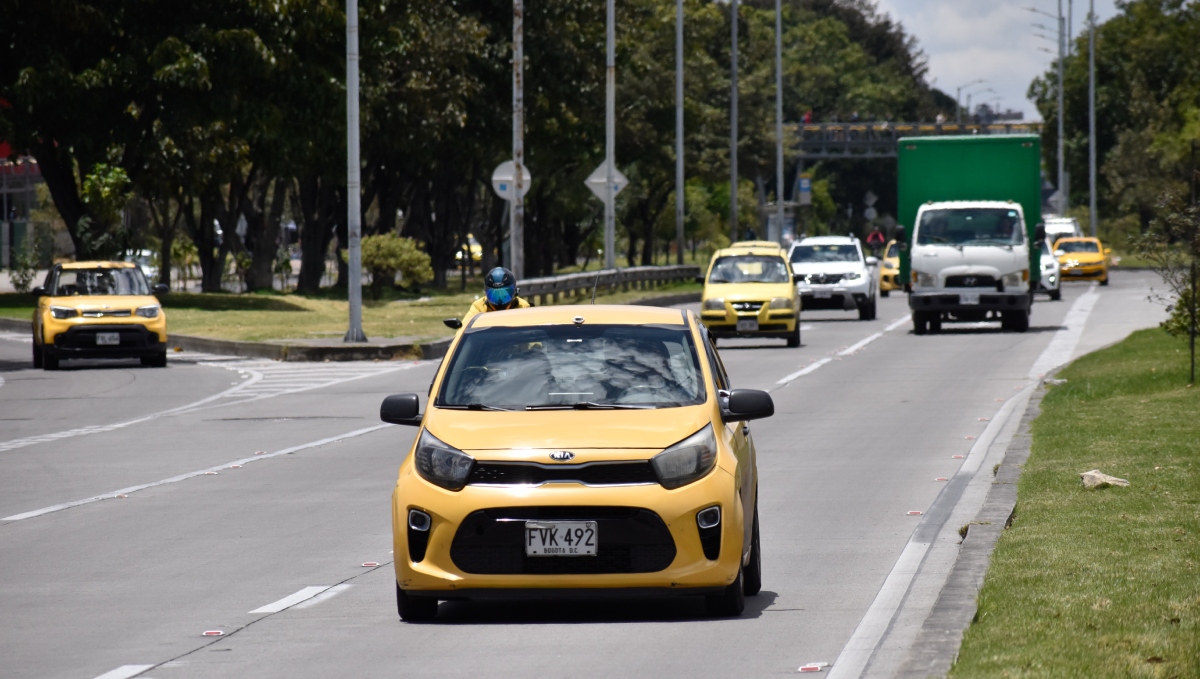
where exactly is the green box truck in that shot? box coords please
[897,135,1044,334]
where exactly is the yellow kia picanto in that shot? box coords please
[698,242,801,347]
[878,239,902,297]
[383,305,774,621]
[32,261,169,370]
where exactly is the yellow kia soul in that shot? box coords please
[1054,236,1110,286]
[32,261,169,370]
[382,305,774,621]
[698,242,800,347]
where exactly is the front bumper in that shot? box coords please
[798,288,865,311]
[879,269,901,292]
[700,304,797,338]
[393,467,743,596]
[46,323,166,359]
[908,290,1031,313]
[1060,265,1106,281]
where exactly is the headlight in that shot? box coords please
[1003,271,1028,287]
[135,305,160,318]
[843,271,862,281]
[913,271,937,287]
[702,298,725,311]
[651,424,717,490]
[883,261,897,270]
[50,306,78,319]
[413,429,474,491]
[768,297,791,310]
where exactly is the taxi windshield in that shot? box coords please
[1056,240,1100,253]
[916,208,1025,246]
[51,268,149,296]
[707,255,790,283]
[790,244,859,263]
[438,324,706,409]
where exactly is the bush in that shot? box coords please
[346,234,434,299]
[9,245,37,293]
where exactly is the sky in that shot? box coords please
[871,0,1121,121]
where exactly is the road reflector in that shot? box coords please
[254,451,266,455]
[995,398,1005,402]
[935,477,948,481]
[202,630,224,636]
[799,661,828,672]
[117,494,128,498]
[204,471,218,475]
[952,455,965,459]
[964,436,976,440]
[362,562,379,567]
[229,465,242,469]
[978,417,989,421]
[907,511,922,516]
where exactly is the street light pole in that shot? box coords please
[730,0,739,242]
[604,0,616,270]
[955,79,985,125]
[1088,0,1097,237]
[773,0,784,245]
[1057,0,1066,215]
[511,0,526,279]
[344,0,366,342]
[675,0,684,264]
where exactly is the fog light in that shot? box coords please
[408,509,431,532]
[696,506,721,530]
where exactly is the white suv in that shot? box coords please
[787,236,878,320]
[1037,237,1062,301]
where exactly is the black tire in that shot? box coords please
[43,353,59,371]
[32,341,43,369]
[1100,276,1109,286]
[396,583,438,622]
[705,567,745,617]
[743,504,762,596]
[913,311,928,335]
[929,316,942,333]
[869,298,878,320]
[787,321,801,348]
[858,298,872,321]
[141,352,168,368]
[881,289,890,298]
[1049,288,1062,301]
[1002,310,1029,333]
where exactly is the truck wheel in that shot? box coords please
[913,312,928,335]
[929,315,942,333]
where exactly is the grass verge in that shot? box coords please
[950,328,1199,678]
[0,281,699,343]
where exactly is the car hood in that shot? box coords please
[911,244,1027,276]
[45,294,160,311]
[703,282,794,301]
[790,262,864,276]
[423,406,713,453]
[1058,252,1105,265]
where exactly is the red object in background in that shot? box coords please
[0,97,14,158]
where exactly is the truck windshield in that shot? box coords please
[437,324,706,409]
[916,208,1025,246]
[707,255,790,283]
[51,268,150,296]
[1056,240,1100,253]
[790,244,860,264]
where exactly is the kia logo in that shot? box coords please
[549,451,575,462]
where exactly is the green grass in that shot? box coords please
[950,329,1200,678]
[0,281,699,342]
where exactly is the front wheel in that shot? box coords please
[43,353,59,371]
[32,341,43,369]
[1100,276,1109,286]
[881,289,890,298]
[787,321,801,348]
[913,311,929,335]
[1049,288,1062,301]
[705,568,745,617]
[396,583,439,622]
[743,504,762,596]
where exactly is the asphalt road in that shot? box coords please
[0,271,1166,679]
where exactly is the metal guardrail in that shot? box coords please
[518,264,700,305]
[792,122,1044,159]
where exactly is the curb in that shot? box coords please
[896,379,1050,677]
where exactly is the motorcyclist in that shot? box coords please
[866,226,886,258]
[462,266,530,324]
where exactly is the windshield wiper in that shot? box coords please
[438,403,514,411]
[525,402,655,411]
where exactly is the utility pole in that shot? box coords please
[604,0,616,269]
[955,79,985,125]
[344,0,366,342]
[675,0,684,264]
[1057,0,1066,215]
[773,0,784,245]
[511,0,526,279]
[1088,0,1097,237]
[730,0,739,242]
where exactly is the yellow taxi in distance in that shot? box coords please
[698,242,801,347]
[32,261,169,370]
[1054,237,1110,286]
[878,240,902,297]
[383,304,773,621]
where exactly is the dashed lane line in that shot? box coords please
[2,424,390,522]
[92,666,153,679]
[250,585,342,614]
[776,317,909,386]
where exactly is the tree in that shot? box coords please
[1137,191,1200,385]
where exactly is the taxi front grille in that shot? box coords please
[449,506,677,575]
[730,301,763,312]
[81,309,132,317]
[469,461,658,487]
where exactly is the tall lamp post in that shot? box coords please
[730,0,739,242]
[604,0,616,270]
[772,0,785,245]
[675,0,684,264]
[955,79,986,124]
[344,0,366,342]
[1028,3,1067,215]
[1088,0,1097,236]
[511,0,526,279]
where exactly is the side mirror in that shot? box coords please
[1104,247,1112,255]
[31,286,46,297]
[865,256,879,266]
[694,275,705,284]
[381,393,423,426]
[1054,249,1065,257]
[153,283,170,296]
[721,388,774,422]
[443,318,463,329]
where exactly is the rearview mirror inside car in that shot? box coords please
[721,389,774,422]
[381,393,423,426]
[443,318,463,329]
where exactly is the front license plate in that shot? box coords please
[959,292,980,305]
[736,319,759,332]
[525,521,597,556]
[96,332,120,346]
[813,290,832,299]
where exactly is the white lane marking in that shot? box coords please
[2,424,390,522]
[775,318,907,386]
[250,586,336,614]
[92,666,153,679]
[1028,282,1100,379]
[826,289,1103,679]
[0,360,421,453]
[294,583,353,609]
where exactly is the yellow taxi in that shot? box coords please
[32,261,169,370]
[383,304,773,621]
[1054,237,1110,286]
[878,239,902,297]
[697,241,800,347]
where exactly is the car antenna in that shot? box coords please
[590,268,602,304]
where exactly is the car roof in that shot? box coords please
[468,304,688,329]
[713,245,787,258]
[728,240,784,251]
[60,261,138,270]
[794,236,858,245]
[1054,236,1099,242]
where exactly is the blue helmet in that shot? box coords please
[484,267,518,308]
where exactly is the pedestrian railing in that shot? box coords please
[519,264,700,306]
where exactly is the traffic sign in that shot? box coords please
[585,160,628,201]
[491,161,531,201]
[798,176,812,206]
